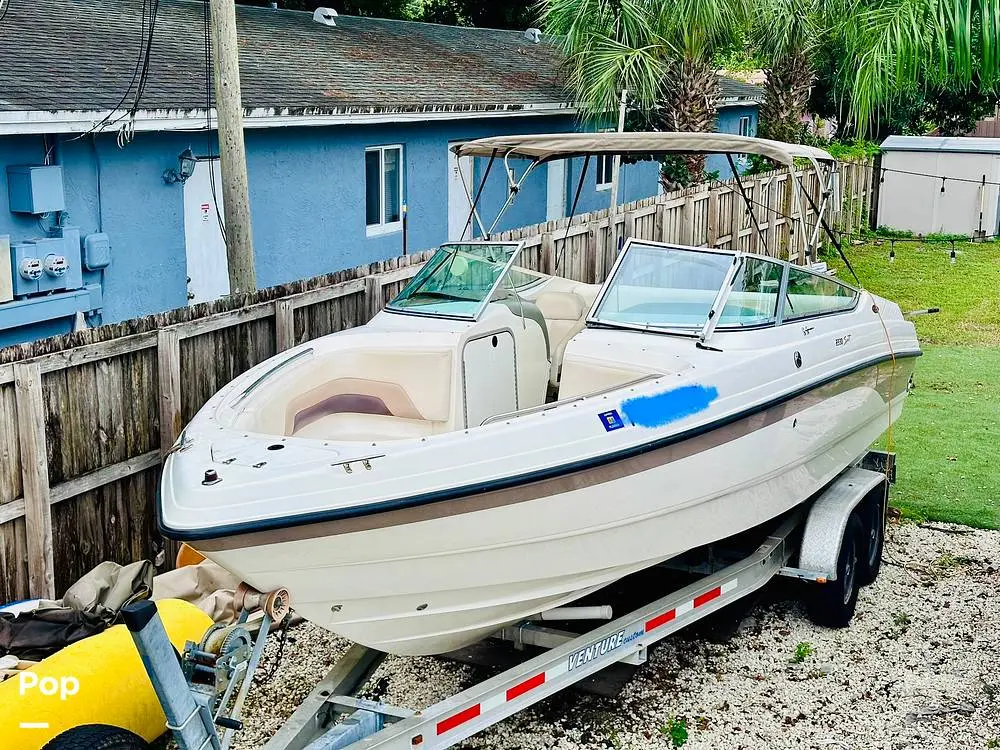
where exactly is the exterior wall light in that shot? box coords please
[163,149,198,184]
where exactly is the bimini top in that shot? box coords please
[452,132,836,168]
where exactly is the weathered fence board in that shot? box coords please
[0,159,873,599]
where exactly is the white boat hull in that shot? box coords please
[197,360,911,654]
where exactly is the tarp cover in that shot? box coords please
[452,132,836,167]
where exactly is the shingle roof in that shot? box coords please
[719,76,763,102]
[0,0,762,117]
[0,0,568,113]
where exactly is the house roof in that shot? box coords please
[718,76,764,102]
[0,0,762,133]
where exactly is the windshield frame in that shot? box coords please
[384,240,527,322]
[587,239,744,337]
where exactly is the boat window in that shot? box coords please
[781,266,858,320]
[717,257,783,327]
[386,243,518,318]
[592,243,733,330]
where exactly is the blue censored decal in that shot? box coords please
[598,409,625,431]
[620,385,719,428]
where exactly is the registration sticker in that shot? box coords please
[598,409,625,432]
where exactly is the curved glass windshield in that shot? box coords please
[387,243,520,319]
[592,243,786,331]
[592,244,733,330]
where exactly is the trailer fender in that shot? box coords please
[798,467,887,580]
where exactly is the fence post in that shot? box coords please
[764,177,778,257]
[540,232,555,275]
[681,193,695,246]
[275,299,295,353]
[706,190,720,247]
[729,187,744,251]
[589,227,602,283]
[654,204,667,243]
[364,276,382,322]
[14,361,55,599]
[868,154,881,232]
[157,329,182,458]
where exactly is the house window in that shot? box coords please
[365,145,403,235]
[595,151,614,190]
[738,116,752,137]
[595,128,615,190]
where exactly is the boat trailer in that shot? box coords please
[121,459,893,750]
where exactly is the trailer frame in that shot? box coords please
[119,458,892,750]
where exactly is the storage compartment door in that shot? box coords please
[462,331,517,428]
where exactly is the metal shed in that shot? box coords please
[878,135,1000,237]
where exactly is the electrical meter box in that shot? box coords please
[6,165,65,214]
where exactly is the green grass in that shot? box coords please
[824,241,1000,529]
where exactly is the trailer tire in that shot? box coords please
[806,512,863,628]
[43,724,151,750]
[858,490,886,586]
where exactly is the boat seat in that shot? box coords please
[292,412,442,441]
[535,291,588,388]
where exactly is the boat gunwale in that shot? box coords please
[159,349,921,543]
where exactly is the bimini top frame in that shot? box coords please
[451,132,837,168]
[450,132,849,344]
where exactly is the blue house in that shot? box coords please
[0,0,761,347]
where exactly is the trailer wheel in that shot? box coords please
[857,490,886,586]
[806,512,863,628]
[43,724,151,750]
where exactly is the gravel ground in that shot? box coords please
[236,521,1000,749]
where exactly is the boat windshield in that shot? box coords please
[386,243,523,319]
[591,243,786,332]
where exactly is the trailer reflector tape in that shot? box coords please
[437,704,480,735]
[644,608,676,632]
[645,579,737,633]
[507,672,546,701]
[693,586,722,608]
[438,672,548,735]
[438,577,740,735]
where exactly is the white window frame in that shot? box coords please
[365,144,404,237]
[595,128,614,191]
[738,116,752,138]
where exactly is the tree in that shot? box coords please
[747,0,829,143]
[542,0,746,184]
[837,0,1000,132]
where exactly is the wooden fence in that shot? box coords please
[0,159,874,601]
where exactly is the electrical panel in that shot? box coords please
[6,165,65,214]
[0,236,12,304]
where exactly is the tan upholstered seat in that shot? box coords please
[535,291,588,388]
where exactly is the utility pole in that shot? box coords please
[608,89,629,213]
[210,0,256,293]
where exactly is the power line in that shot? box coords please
[66,0,160,144]
[879,165,1000,187]
[203,0,228,245]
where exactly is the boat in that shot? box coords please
[159,133,921,656]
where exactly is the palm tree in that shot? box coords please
[542,0,747,182]
[748,0,829,143]
[839,0,1000,132]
